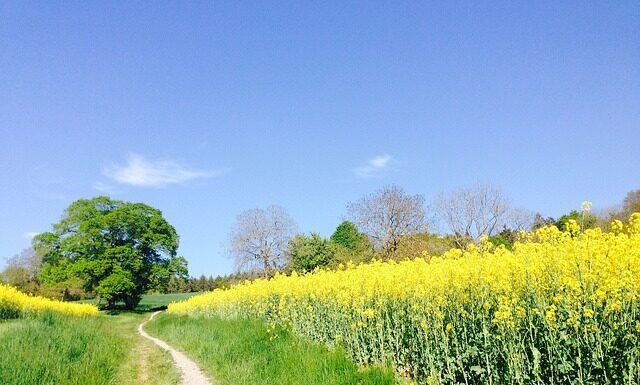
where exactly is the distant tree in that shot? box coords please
[489,227,520,250]
[347,185,428,257]
[596,190,640,229]
[391,233,457,260]
[167,275,188,293]
[532,213,556,230]
[229,205,297,277]
[331,221,367,250]
[622,190,640,219]
[288,233,336,273]
[149,255,189,293]
[435,183,513,247]
[0,248,42,294]
[33,197,184,308]
[506,208,535,231]
[329,220,374,264]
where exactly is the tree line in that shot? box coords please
[2,185,639,307]
[227,184,640,277]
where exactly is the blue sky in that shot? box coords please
[1,1,638,276]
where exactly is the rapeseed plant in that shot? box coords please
[0,284,98,318]
[170,213,640,384]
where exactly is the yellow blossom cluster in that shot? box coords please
[170,213,640,384]
[0,284,98,319]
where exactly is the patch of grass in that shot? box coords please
[78,292,201,311]
[0,320,22,335]
[147,313,398,385]
[136,292,201,311]
[0,313,125,385]
[0,312,180,385]
[107,312,180,385]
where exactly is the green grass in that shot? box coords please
[0,320,21,335]
[0,312,180,385]
[135,292,200,311]
[106,312,180,385]
[146,313,398,385]
[78,292,201,311]
[0,313,125,385]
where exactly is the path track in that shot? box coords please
[138,311,214,385]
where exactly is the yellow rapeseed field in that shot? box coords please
[170,214,640,385]
[0,284,98,318]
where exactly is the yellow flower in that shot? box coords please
[0,284,98,318]
[165,212,640,381]
[362,308,375,318]
[445,323,453,334]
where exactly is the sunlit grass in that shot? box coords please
[147,313,397,385]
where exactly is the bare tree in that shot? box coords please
[532,212,556,230]
[507,207,535,231]
[229,205,297,277]
[435,183,512,247]
[347,185,428,257]
[622,190,640,218]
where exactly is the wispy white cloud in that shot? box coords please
[103,153,225,188]
[23,232,40,240]
[354,154,393,178]
[93,181,119,194]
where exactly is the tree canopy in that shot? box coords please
[33,196,186,308]
[330,221,368,250]
[288,233,336,273]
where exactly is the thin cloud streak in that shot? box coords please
[354,154,393,178]
[93,181,119,194]
[103,153,225,188]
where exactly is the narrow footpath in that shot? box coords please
[138,311,214,385]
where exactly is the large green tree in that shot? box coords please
[33,196,185,308]
[288,233,336,273]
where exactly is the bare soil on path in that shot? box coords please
[138,311,214,385]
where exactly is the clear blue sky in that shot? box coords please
[1,1,638,276]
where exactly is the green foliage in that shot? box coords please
[390,233,457,260]
[0,266,33,292]
[165,272,263,294]
[555,210,599,231]
[330,221,366,250]
[0,248,42,295]
[146,313,396,385]
[33,196,184,309]
[288,225,376,273]
[330,221,374,264]
[161,256,189,289]
[288,233,337,273]
[488,227,519,250]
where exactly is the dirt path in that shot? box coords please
[138,311,214,385]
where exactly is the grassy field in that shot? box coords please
[0,311,180,385]
[79,292,200,311]
[146,313,397,385]
[135,292,201,311]
[0,313,126,385]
